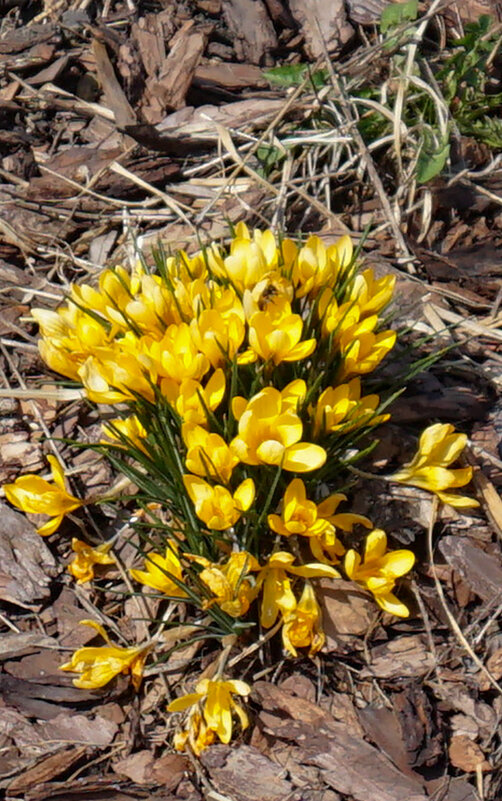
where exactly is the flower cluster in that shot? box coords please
[2,224,478,755]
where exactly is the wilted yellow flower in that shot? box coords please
[3,455,83,536]
[68,538,115,584]
[130,541,188,597]
[161,370,225,427]
[188,551,260,617]
[183,475,255,530]
[310,378,388,437]
[309,526,347,565]
[390,423,479,508]
[242,297,316,365]
[281,582,325,657]
[255,552,339,628]
[60,620,151,690]
[102,415,147,452]
[231,386,326,473]
[173,709,216,755]
[344,529,415,617]
[293,234,353,298]
[184,425,239,484]
[168,676,250,749]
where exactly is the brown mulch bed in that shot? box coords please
[1,1,502,800]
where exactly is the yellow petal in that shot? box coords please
[168,692,204,713]
[282,443,326,472]
[375,591,410,618]
[233,478,255,511]
[79,619,111,643]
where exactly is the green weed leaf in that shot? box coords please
[416,133,450,184]
[263,64,327,89]
[380,0,418,33]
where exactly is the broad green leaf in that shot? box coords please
[416,135,450,184]
[263,64,327,89]
[380,0,418,34]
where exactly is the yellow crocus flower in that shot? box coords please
[173,709,216,755]
[230,386,326,473]
[187,551,260,617]
[144,322,209,384]
[281,582,325,657]
[184,425,239,484]
[242,274,294,320]
[123,274,177,335]
[190,308,245,368]
[255,552,339,628]
[390,423,479,508]
[79,346,156,404]
[32,305,113,382]
[293,234,353,298]
[60,620,151,690]
[268,478,335,539]
[168,676,251,748]
[268,480,371,558]
[243,297,316,365]
[130,541,188,597]
[161,370,226,427]
[310,378,388,437]
[348,268,396,319]
[164,249,208,284]
[68,538,115,584]
[209,222,280,291]
[3,455,82,536]
[338,319,397,380]
[102,414,147,452]
[344,529,415,618]
[183,475,255,530]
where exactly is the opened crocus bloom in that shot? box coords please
[390,423,479,508]
[187,551,260,617]
[3,455,83,536]
[183,475,255,530]
[168,677,250,750]
[310,378,388,438]
[183,425,239,484]
[60,620,151,689]
[255,552,339,628]
[130,541,188,597]
[344,529,415,618]
[282,582,325,657]
[68,538,115,584]
[230,384,326,473]
[162,370,226,427]
[242,296,316,366]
